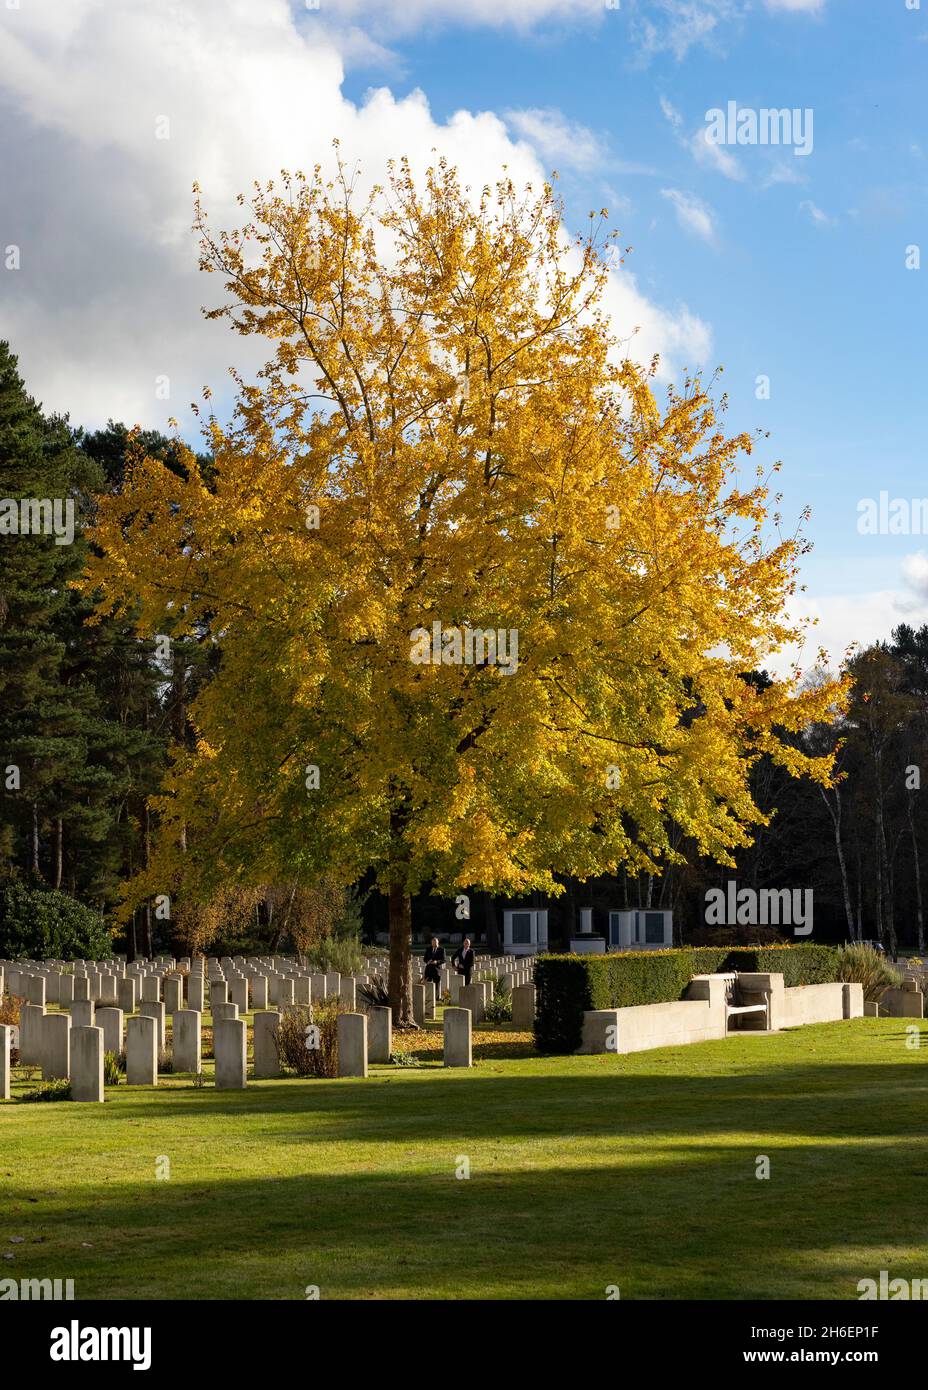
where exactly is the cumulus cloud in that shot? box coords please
[0,0,709,432]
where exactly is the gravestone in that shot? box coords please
[512,983,536,1030]
[164,976,183,1014]
[339,977,357,1010]
[336,1012,368,1078]
[96,1006,124,1057]
[459,984,485,1023]
[251,976,269,1011]
[41,1011,71,1080]
[126,1014,158,1085]
[118,977,137,1015]
[141,975,161,1003]
[443,1007,472,1068]
[173,1010,201,1073]
[187,974,205,1012]
[215,1018,247,1089]
[71,1026,104,1102]
[0,1024,10,1100]
[138,999,166,1048]
[253,1010,280,1078]
[19,1002,46,1065]
[230,977,249,1014]
[368,1005,392,1063]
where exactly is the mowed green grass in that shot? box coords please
[2,1017,926,1300]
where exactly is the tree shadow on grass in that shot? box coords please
[6,1136,926,1301]
[81,1056,928,1149]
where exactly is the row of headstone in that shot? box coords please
[0,1001,478,1101]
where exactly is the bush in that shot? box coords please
[534,944,841,1053]
[275,998,352,1077]
[835,943,902,1002]
[103,1051,121,1087]
[484,986,512,1024]
[303,935,364,977]
[357,971,389,1010]
[0,883,111,960]
[21,1078,71,1103]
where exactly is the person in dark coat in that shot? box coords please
[423,936,445,992]
[452,937,475,987]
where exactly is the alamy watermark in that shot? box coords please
[0,1276,75,1299]
[857,491,928,535]
[705,102,813,157]
[705,880,813,936]
[0,497,75,545]
[409,621,519,675]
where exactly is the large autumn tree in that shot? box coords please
[80,157,840,1021]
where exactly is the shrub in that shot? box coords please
[20,1078,71,1103]
[484,987,512,1024]
[357,971,389,1010]
[275,999,351,1078]
[103,1051,121,1087]
[534,944,841,1053]
[0,883,111,960]
[835,943,903,1002]
[303,934,364,977]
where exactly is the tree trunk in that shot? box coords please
[909,793,925,953]
[54,816,63,890]
[820,785,854,939]
[388,880,413,1025]
[483,890,499,952]
[31,801,40,879]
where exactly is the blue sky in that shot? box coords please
[2,0,927,667]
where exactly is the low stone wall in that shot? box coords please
[577,972,865,1056]
[780,981,848,1027]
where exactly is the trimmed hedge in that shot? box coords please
[533,944,840,1054]
[0,882,112,961]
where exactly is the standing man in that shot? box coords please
[423,936,445,993]
[452,936,475,987]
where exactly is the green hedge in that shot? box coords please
[0,883,112,961]
[533,944,840,1054]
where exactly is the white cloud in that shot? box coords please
[764,0,825,13]
[689,123,745,180]
[317,0,609,32]
[799,199,835,227]
[659,96,684,131]
[661,188,717,242]
[772,556,928,678]
[506,107,607,174]
[0,0,709,432]
[762,159,807,188]
[902,552,928,599]
[660,97,744,181]
[632,1,746,62]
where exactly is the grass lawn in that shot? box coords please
[2,1016,926,1300]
